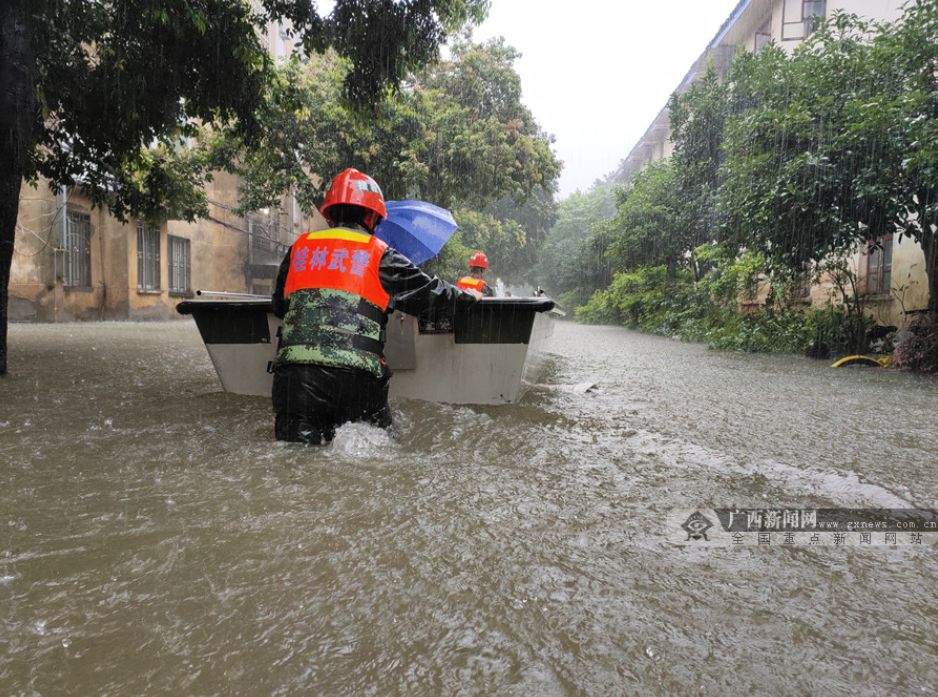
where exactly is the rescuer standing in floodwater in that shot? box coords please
[271,168,478,444]
[455,251,495,297]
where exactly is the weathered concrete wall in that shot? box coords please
[10,181,133,322]
[805,235,930,327]
[855,236,929,327]
[9,181,51,321]
[10,172,334,323]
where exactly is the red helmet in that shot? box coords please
[468,251,489,270]
[320,168,387,230]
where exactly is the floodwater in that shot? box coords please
[2,320,937,695]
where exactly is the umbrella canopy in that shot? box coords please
[375,200,458,265]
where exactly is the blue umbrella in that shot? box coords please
[375,200,458,265]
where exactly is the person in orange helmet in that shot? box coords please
[455,251,495,297]
[271,168,478,444]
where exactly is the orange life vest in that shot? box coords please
[284,228,389,310]
[456,276,486,293]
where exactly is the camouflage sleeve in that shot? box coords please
[379,248,478,316]
[271,250,291,319]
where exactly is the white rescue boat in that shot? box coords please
[177,294,558,405]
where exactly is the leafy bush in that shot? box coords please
[575,263,875,358]
[574,288,618,325]
[696,245,766,306]
[704,310,811,353]
[700,305,870,356]
[803,306,873,358]
[893,319,938,373]
[557,288,595,312]
[575,266,702,330]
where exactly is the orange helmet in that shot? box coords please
[468,251,489,270]
[320,168,387,231]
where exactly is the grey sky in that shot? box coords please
[473,0,742,197]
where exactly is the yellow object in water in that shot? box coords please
[831,354,892,368]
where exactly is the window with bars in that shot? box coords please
[168,235,191,294]
[782,0,826,41]
[137,222,161,291]
[866,235,893,296]
[61,209,92,288]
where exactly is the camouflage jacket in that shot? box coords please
[272,226,476,377]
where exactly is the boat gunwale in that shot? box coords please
[177,296,556,316]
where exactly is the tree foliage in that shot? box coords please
[668,66,729,255]
[721,17,884,268]
[206,52,408,215]
[531,183,615,301]
[0,0,490,374]
[561,0,937,348]
[25,0,491,221]
[416,39,559,210]
[222,39,560,209]
[720,4,938,306]
[483,185,557,277]
[604,159,685,274]
[23,0,269,221]
[218,38,560,280]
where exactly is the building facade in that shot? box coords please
[9,171,324,323]
[618,0,926,326]
[9,15,325,323]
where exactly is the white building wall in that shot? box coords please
[828,0,903,22]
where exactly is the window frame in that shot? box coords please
[782,0,827,42]
[754,18,772,51]
[167,234,191,296]
[61,208,93,289]
[865,234,893,296]
[136,221,161,292]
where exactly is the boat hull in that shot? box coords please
[177,297,555,405]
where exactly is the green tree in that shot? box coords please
[721,20,877,267]
[415,38,560,210]
[230,38,560,212]
[720,4,937,308]
[532,182,616,300]
[218,37,560,280]
[207,52,428,214]
[481,185,557,279]
[448,208,524,276]
[429,186,556,282]
[0,0,489,375]
[855,0,938,309]
[604,158,687,276]
[668,66,730,266]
